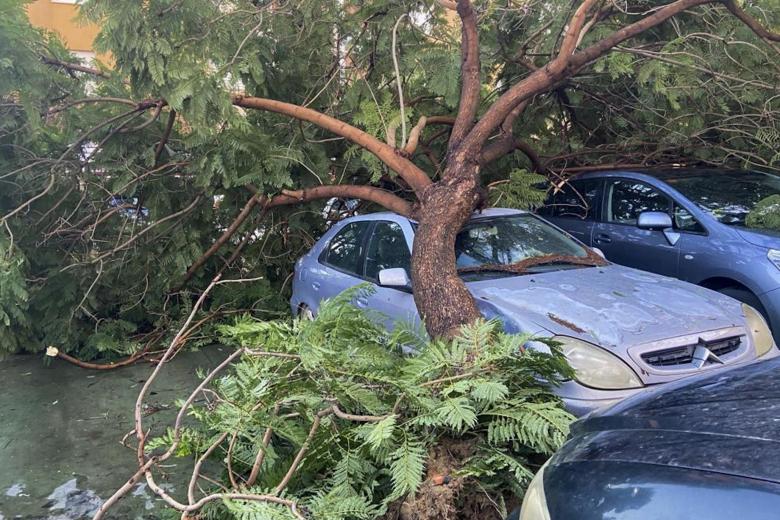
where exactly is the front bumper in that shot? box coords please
[557,348,780,417]
[557,380,648,417]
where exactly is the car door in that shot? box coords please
[362,220,419,330]
[539,178,602,245]
[594,178,680,276]
[315,221,372,303]
[668,201,716,286]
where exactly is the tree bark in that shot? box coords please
[231,95,432,195]
[411,163,483,338]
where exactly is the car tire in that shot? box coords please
[298,305,315,321]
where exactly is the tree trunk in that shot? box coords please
[411,163,483,339]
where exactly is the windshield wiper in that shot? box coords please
[457,252,608,275]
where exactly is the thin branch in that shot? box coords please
[41,57,107,77]
[95,274,233,520]
[154,110,177,165]
[85,196,202,266]
[48,97,138,115]
[403,116,427,155]
[0,174,55,223]
[246,403,280,487]
[179,194,262,287]
[187,432,229,504]
[330,404,393,423]
[392,14,409,147]
[274,407,332,494]
[46,341,155,371]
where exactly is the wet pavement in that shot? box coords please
[0,347,233,519]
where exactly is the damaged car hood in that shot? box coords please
[466,264,744,349]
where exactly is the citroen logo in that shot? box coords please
[692,338,725,368]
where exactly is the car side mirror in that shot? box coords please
[591,247,606,259]
[637,211,673,230]
[378,268,411,290]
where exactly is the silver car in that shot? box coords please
[291,209,778,415]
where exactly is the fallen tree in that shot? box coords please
[2,0,779,517]
[2,0,780,354]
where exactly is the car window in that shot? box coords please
[607,179,705,232]
[607,180,671,225]
[665,171,780,228]
[364,222,411,281]
[540,179,601,220]
[455,215,588,268]
[321,222,370,276]
[673,203,705,233]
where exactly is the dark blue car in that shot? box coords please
[517,356,780,520]
[541,169,780,334]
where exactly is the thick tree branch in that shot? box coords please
[722,0,780,42]
[266,184,413,217]
[448,0,481,152]
[231,95,431,195]
[481,137,543,172]
[557,0,601,59]
[462,0,714,154]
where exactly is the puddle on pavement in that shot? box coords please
[0,347,232,519]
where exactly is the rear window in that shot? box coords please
[666,172,780,228]
[540,179,601,220]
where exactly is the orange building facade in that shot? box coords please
[26,0,103,63]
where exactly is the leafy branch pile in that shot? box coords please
[143,291,573,520]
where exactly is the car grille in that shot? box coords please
[641,336,742,367]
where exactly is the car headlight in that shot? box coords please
[555,336,643,390]
[519,462,551,520]
[767,249,780,271]
[743,303,775,357]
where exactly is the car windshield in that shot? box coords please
[666,171,780,228]
[454,214,603,279]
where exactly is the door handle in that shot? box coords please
[594,233,612,244]
[311,281,321,291]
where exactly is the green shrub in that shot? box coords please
[154,288,574,520]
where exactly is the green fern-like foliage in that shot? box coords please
[489,169,549,210]
[0,235,30,355]
[746,194,780,231]
[157,290,575,519]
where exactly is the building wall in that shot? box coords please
[26,0,101,61]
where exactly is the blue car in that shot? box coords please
[518,356,780,520]
[291,209,777,415]
[540,169,780,334]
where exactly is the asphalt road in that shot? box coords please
[0,347,231,519]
